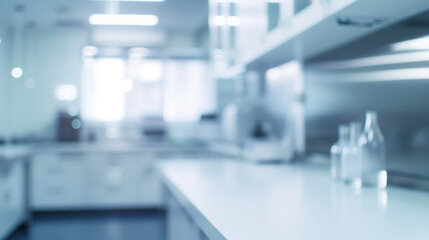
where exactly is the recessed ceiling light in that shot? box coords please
[123,0,165,1]
[227,16,241,26]
[94,0,165,2]
[89,14,159,26]
[213,16,241,26]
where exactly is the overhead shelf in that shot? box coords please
[241,0,429,71]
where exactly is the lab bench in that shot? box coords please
[29,142,224,211]
[0,142,229,240]
[30,152,163,210]
[158,158,429,240]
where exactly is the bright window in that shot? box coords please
[83,58,126,122]
[82,56,215,123]
[163,60,215,122]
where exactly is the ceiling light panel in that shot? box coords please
[119,0,164,1]
[89,14,159,26]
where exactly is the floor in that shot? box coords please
[7,210,166,240]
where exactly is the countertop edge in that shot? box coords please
[157,162,227,240]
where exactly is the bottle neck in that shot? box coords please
[364,112,378,130]
[338,126,349,143]
[349,123,361,144]
[339,132,348,143]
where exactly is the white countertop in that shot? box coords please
[158,157,429,240]
[26,141,211,154]
[0,139,245,158]
[0,145,31,159]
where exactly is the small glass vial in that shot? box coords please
[359,111,387,189]
[330,125,349,181]
[341,122,362,188]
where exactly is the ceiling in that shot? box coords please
[0,0,209,32]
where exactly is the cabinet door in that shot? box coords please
[0,160,25,240]
[88,154,139,207]
[6,160,25,218]
[0,175,7,238]
[31,153,88,209]
[135,154,163,207]
[166,194,201,240]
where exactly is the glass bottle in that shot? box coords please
[359,111,387,189]
[330,125,349,181]
[341,122,362,188]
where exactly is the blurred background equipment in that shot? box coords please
[56,111,81,142]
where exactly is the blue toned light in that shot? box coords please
[116,0,164,1]
[89,14,159,26]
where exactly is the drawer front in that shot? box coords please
[88,154,139,207]
[137,159,163,206]
[0,180,8,237]
[0,160,25,239]
[5,161,25,210]
[31,177,87,208]
[120,154,163,206]
[30,152,164,209]
[31,154,88,209]
[32,153,86,180]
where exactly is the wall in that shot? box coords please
[4,26,209,141]
[0,24,11,139]
[7,28,87,139]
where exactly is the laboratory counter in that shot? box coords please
[158,157,429,240]
[0,146,31,161]
[29,141,212,155]
[0,140,243,159]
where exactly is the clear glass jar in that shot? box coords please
[330,125,349,181]
[359,111,387,189]
[341,122,362,188]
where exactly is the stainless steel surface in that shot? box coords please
[305,10,429,190]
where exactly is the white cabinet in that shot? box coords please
[210,0,429,72]
[87,153,163,208]
[31,153,88,209]
[135,154,163,206]
[0,159,26,240]
[88,154,139,207]
[167,194,206,240]
[30,152,164,210]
